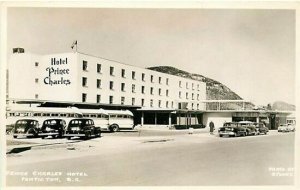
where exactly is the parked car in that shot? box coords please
[40,119,66,139]
[218,122,247,137]
[253,122,269,135]
[65,119,101,140]
[238,121,257,136]
[12,119,40,138]
[278,124,295,132]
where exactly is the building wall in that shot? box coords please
[8,51,207,110]
[203,112,232,129]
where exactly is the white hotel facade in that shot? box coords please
[8,49,208,129]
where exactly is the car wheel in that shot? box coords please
[67,137,72,140]
[13,135,17,139]
[84,131,91,140]
[219,134,223,137]
[41,136,45,139]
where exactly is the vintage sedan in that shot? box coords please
[218,122,247,137]
[254,122,269,135]
[65,119,101,140]
[238,121,257,136]
[40,119,66,139]
[12,119,40,138]
[278,124,295,132]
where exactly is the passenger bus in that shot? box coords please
[105,110,134,132]
[6,107,83,134]
[78,108,109,131]
[79,109,134,132]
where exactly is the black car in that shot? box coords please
[254,122,269,135]
[40,119,66,139]
[65,119,101,140]
[238,121,257,136]
[12,119,40,138]
[218,122,247,137]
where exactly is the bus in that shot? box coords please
[79,109,134,132]
[78,108,109,131]
[105,110,134,132]
[6,107,83,134]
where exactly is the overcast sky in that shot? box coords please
[7,8,295,106]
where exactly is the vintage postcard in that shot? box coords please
[1,1,298,190]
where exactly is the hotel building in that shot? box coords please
[8,48,207,129]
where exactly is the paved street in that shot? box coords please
[6,131,294,186]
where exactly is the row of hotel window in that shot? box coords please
[82,60,202,90]
[34,60,202,90]
[82,78,201,100]
[81,93,202,109]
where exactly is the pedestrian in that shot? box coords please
[209,121,215,135]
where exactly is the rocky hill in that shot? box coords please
[272,101,295,111]
[147,66,242,100]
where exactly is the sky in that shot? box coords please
[7,8,295,106]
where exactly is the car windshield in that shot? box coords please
[223,123,237,127]
[15,120,38,129]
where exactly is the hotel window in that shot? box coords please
[186,82,189,89]
[192,93,194,100]
[159,77,162,84]
[158,100,162,108]
[121,97,125,105]
[110,66,114,76]
[82,77,88,87]
[109,96,113,104]
[166,89,169,97]
[197,103,199,110]
[121,83,125,92]
[179,81,182,87]
[132,84,136,93]
[186,92,189,99]
[82,60,88,71]
[121,69,126,78]
[35,94,39,99]
[132,98,135,105]
[192,103,194,110]
[141,99,145,106]
[171,101,174,108]
[158,88,162,96]
[150,99,153,107]
[142,73,145,81]
[166,78,169,85]
[166,101,169,108]
[96,94,101,103]
[35,62,39,67]
[197,94,200,100]
[109,81,114,90]
[132,71,136,80]
[35,78,39,83]
[141,86,145,94]
[192,83,194,90]
[97,64,102,73]
[97,79,101,89]
[150,87,154,95]
[151,75,154,83]
[179,91,182,98]
[82,93,87,102]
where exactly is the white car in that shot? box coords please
[278,124,295,132]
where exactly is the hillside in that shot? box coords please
[272,101,295,111]
[147,66,242,100]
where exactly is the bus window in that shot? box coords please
[69,114,75,117]
[51,113,59,117]
[33,113,42,117]
[9,113,15,117]
[90,114,97,118]
[117,115,123,118]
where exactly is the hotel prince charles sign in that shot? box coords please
[44,58,71,86]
